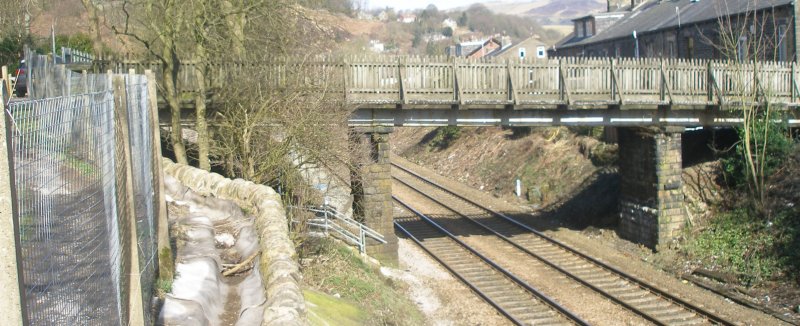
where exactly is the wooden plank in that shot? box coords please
[398,59,407,105]
[506,61,518,105]
[661,60,673,105]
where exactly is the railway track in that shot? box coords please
[392,162,736,326]
[394,197,588,326]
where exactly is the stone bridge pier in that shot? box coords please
[617,127,686,250]
[350,126,398,265]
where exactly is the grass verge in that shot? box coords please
[300,238,425,325]
[683,207,800,286]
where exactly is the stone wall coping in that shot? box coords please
[162,158,307,325]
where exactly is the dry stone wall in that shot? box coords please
[162,158,306,325]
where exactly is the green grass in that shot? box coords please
[305,289,367,326]
[59,151,97,176]
[684,208,799,285]
[300,238,426,325]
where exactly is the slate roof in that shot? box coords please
[557,0,793,49]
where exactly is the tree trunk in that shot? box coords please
[79,0,104,56]
[223,0,247,58]
[194,47,211,171]
[162,45,188,165]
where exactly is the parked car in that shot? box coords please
[15,60,27,97]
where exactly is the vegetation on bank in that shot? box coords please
[682,117,798,286]
[300,238,425,325]
[685,207,799,285]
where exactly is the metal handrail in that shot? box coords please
[294,205,386,254]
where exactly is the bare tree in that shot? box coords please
[78,0,104,56]
[709,1,793,216]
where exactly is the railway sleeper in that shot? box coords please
[492,296,532,305]
[658,312,701,323]
[591,280,628,290]
[574,271,614,281]
[482,290,523,300]
[503,305,541,314]
[519,310,561,321]
[447,259,478,267]
[420,239,452,246]
[457,266,487,274]
[666,317,707,326]
[625,295,659,305]
[523,316,567,326]
[566,265,599,274]
[648,306,690,318]
[605,285,638,295]
[438,253,471,260]
[466,275,504,283]
[555,260,590,270]
[616,290,651,300]
[635,300,673,311]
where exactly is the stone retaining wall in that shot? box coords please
[162,158,306,325]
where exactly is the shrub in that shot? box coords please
[428,126,461,150]
[722,118,792,191]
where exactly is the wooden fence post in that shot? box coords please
[147,70,174,283]
[0,84,26,326]
[111,72,145,326]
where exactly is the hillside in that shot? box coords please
[391,126,619,226]
[452,0,606,26]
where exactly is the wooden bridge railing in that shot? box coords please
[94,56,800,108]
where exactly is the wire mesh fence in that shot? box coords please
[5,55,161,325]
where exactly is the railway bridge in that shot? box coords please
[105,56,800,264]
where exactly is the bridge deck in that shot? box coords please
[107,57,800,127]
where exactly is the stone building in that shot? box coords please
[492,35,550,61]
[550,0,798,62]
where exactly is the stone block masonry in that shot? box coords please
[618,127,685,250]
[351,126,398,265]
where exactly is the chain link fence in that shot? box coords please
[6,53,160,325]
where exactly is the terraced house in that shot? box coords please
[551,0,799,61]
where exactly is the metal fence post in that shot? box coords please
[324,207,329,236]
[360,228,366,254]
[0,85,26,326]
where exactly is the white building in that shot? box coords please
[369,40,385,53]
[442,18,457,30]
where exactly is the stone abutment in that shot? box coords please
[618,127,686,250]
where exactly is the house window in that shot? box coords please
[686,37,694,59]
[575,21,584,38]
[778,24,788,61]
[737,36,748,62]
[519,47,526,59]
[666,37,676,58]
[536,46,546,58]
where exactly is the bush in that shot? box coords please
[0,36,25,68]
[428,126,461,150]
[35,33,94,55]
[722,118,792,190]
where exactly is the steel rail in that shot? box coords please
[393,196,589,326]
[392,162,736,326]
